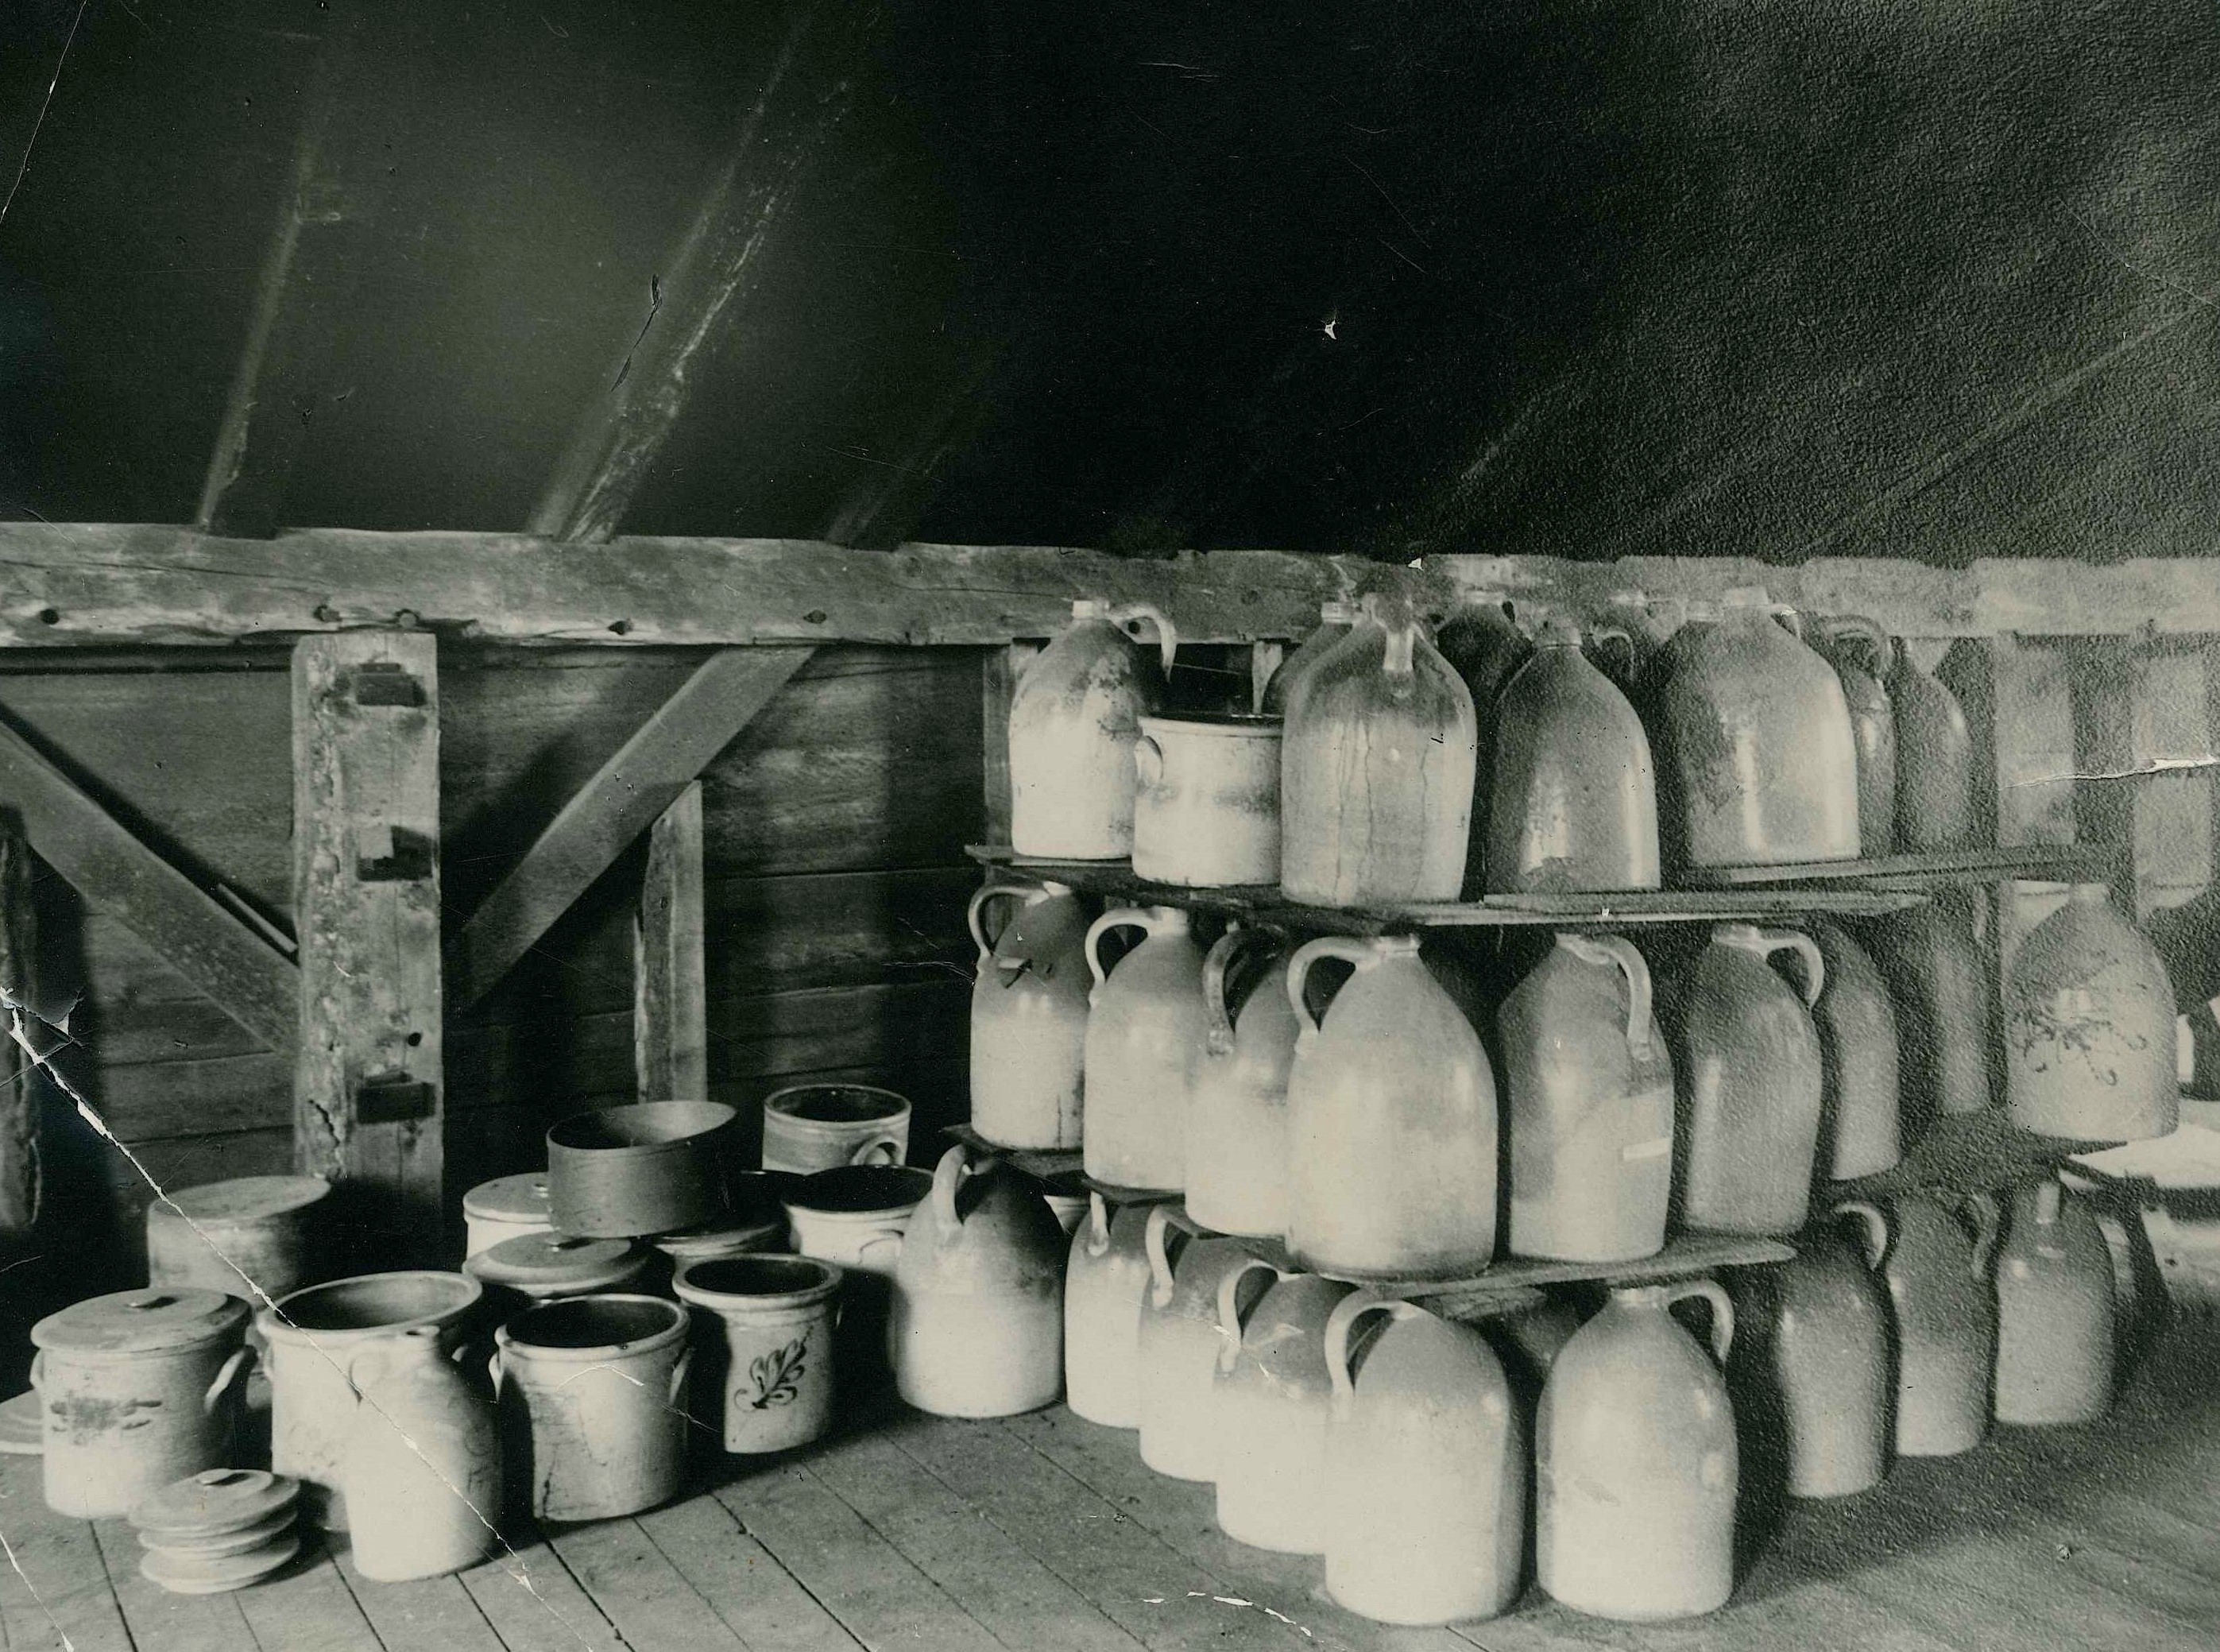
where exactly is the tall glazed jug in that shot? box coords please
[1135,1209,1264,1481]
[1812,617,1898,857]
[1657,588,1861,868]
[1081,907,1207,1191]
[1870,893,1994,1123]
[1008,599,1177,858]
[1487,618,1661,893]
[1669,925,1826,1235]
[1499,934,1674,1262]
[1285,935,1496,1277]
[968,881,1090,1150]
[1808,919,1902,1180]
[1064,1194,1153,1428]
[1883,1190,1999,1457]
[1261,600,1357,717]
[1186,929,1300,1238]
[1211,1262,1352,1553]
[1891,648,1975,852]
[1994,1178,2114,1426]
[2005,885,2178,1142]
[1280,593,1476,906]
[1537,1280,1738,1622]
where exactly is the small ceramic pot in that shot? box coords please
[146,1176,329,1303]
[675,1255,843,1454]
[462,1173,555,1259]
[547,1101,737,1238]
[761,1085,911,1175]
[783,1164,932,1389]
[1131,714,1282,888]
[493,1294,692,1520]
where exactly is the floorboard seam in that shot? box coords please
[702,1485,876,1650]
[77,1523,146,1652]
[625,1512,779,1652]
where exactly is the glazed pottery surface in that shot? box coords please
[343,1325,500,1580]
[1211,1263,1353,1554]
[1994,1179,2114,1426]
[1808,919,1902,1180]
[1670,926,1827,1236]
[1891,652,1976,852]
[1133,714,1283,887]
[31,1289,251,1519]
[675,1255,843,1453]
[968,881,1091,1150]
[258,1271,483,1530]
[889,1147,1066,1418]
[783,1163,930,1391]
[1870,894,1995,1121]
[132,1468,298,1539]
[1730,1202,1892,1499]
[1082,906,1208,1190]
[1008,598,1176,858]
[1262,602,1357,718]
[1537,1281,1738,1622]
[1882,1191,1999,1457]
[1136,1209,1258,1480]
[1657,590,1861,868]
[1500,933,1674,1262]
[1285,935,1498,1278]
[1812,617,1899,858]
[465,1232,651,1307]
[462,1173,554,1259]
[1485,620,1661,894]
[1064,1194,1154,1428]
[146,1175,329,1303]
[493,1294,691,1520]
[1279,593,1476,906]
[761,1084,910,1175]
[1185,930,1299,1238]
[2005,886,2178,1143]
[1324,1294,1524,1627]
[547,1101,737,1237]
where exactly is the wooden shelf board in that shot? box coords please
[942,1122,1085,1182]
[1832,1109,2106,1201]
[1684,841,2118,890]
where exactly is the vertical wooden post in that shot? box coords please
[292,630,443,1253]
[0,822,38,1239]
[1959,633,2079,849]
[636,780,708,1101]
[2073,637,2216,921]
[981,642,1039,844]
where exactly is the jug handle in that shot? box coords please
[1085,908,1154,991]
[858,1232,906,1272]
[1763,601,1806,641]
[929,1143,971,1237]
[849,1135,903,1168]
[1814,615,1896,679]
[1754,928,1825,1008]
[966,884,1030,965]
[1215,1257,1284,1376]
[1084,1191,1111,1259]
[1143,1203,1198,1309]
[1133,733,1166,791]
[1559,934,1654,1054]
[1323,1290,1425,1418]
[1285,936,1379,1039]
[1582,622,1639,683]
[1201,927,1258,1054]
[1831,1199,1892,1271]
[199,1348,253,1418]
[1962,1191,2003,1279]
[487,1348,505,1399]
[1111,602,1179,673]
[1663,1279,1735,1364]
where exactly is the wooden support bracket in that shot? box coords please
[635,780,708,1102]
[450,645,814,1009]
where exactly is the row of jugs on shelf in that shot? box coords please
[1001,585,1982,901]
[1063,1172,2118,1626]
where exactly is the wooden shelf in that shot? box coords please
[1831,1109,2109,1201]
[1682,841,2118,890]
[942,1122,1085,1183]
[967,846,1927,928]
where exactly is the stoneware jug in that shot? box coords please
[1064,1194,1154,1428]
[1882,1190,2000,1457]
[1537,1279,1738,1622]
[1485,617,1661,894]
[1499,933,1674,1262]
[1657,588,1861,868]
[1211,1261,1353,1553]
[1891,648,1976,852]
[1082,906,1209,1190]
[343,1325,500,1581]
[1669,925,1827,1236]
[1994,1178,2114,1426]
[1870,893,1994,1121]
[1135,1207,1260,1480]
[1435,589,1533,889]
[1280,590,1477,906]
[1185,927,1300,1238]
[1008,598,1178,858]
[1132,714,1282,888]
[1812,616,1899,857]
[968,880,1092,1150]
[1808,919,1902,1180]
[1285,934,1498,1278]
[2005,885,2178,1143]
[1729,1201,1893,1499]
[1262,599,1358,718]
[1323,1292,1524,1627]
[889,1145,1066,1418]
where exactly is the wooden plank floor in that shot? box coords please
[2,1318,2217,1652]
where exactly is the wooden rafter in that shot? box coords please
[448,646,814,1009]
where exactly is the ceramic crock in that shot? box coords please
[1064,1194,1154,1428]
[761,1084,911,1175]
[1008,598,1177,859]
[493,1294,692,1520]
[782,1163,931,1387]
[674,1255,844,1453]
[547,1101,737,1237]
[1211,1261,1352,1553]
[1185,928,1299,1238]
[145,1175,330,1303]
[1132,714,1283,887]
[462,1172,555,1259]
[968,880,1091,1151]
[1082,905,1208,1191]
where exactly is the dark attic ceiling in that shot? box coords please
[1,0,2216,564]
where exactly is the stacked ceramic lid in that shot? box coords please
[132,1469,300,1595]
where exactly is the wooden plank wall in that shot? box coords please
[2,644,981,1275]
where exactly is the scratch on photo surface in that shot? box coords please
[0,0,92,231]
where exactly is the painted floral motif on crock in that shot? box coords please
[2007,954,2148,1089]
[748,1336,807,1409]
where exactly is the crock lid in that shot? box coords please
[1137,712,1282,736]
[466,1232,645,1291]
[147,1176,329,1228]
[131,1468,300,1538]
[33,1288,247,1356]
[462,1171,552,1221]
[652,1216,786,1260]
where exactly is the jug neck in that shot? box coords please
[1319,599,1359,625]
